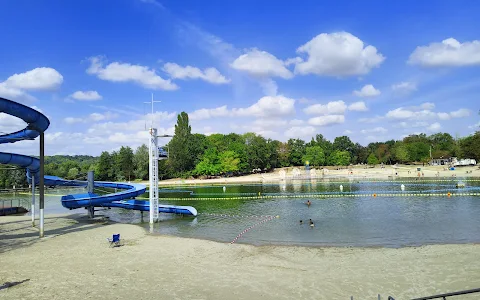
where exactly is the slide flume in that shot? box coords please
[0,97,196,216]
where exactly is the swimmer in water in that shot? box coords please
[309,219,314,228]
[300,220,303,225]
[306,200,311,207]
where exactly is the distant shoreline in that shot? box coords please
[150,164,480,186]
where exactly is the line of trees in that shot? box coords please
[1,111,479,188]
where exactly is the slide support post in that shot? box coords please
[31,183,35,227]
[39,132,45,238]
[87,171,95,218]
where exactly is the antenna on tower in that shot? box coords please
[143,93,161,130]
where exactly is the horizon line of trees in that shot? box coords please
[1,111,479,188]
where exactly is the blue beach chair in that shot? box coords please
[107,234,121,247]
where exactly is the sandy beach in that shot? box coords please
[154,165,480,186]
[1,214,479,300]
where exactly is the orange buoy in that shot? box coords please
[373,193,377,197]
[447,192,451,197]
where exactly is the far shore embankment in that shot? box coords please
[144,164,480,187]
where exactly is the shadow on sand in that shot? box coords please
[0,279,30,291]
[0,214,113,254]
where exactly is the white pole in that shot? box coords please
[39,132,45,238]
[144,94,161,228]
[149,128,159,225]
[149,128,154,224]
[31,183,35,227]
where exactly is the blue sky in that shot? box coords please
[1,0,479,155]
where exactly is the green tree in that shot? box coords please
[277,142,290,167]
[302,146,325,167]
[116,146,134,181]
[352,143,368,164]
[287,138,306,166]
[169,112,194,173]
[315,134,333,158]
[67,167,79,179]
[459,132,480,160]
[328,150,351,166]
[406,142,429,162]
[392,142,409,163]
[245,133,269,170]
[266,139,281,169]
[219,150,240,173]
[194,148,221,175]
[189,133,210,167]
[333,136,355,153]
[133,144,149,180]
[367,153,379,165]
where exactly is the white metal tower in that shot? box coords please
[144,94,161,225]
[149,127,159,224]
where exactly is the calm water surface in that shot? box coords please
[2,180,480,247]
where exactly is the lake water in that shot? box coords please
[2,179,480,247]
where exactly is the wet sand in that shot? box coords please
[1,214,479,299]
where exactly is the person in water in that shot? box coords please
[309,219,314,228]
[300,220,303,225]
[306,200,311,207]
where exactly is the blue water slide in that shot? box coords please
[0,97,197,216]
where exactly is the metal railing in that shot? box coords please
[0,198,28,215]
[411,287,480,299]
[351,295,395,300]
[350,288,480,300]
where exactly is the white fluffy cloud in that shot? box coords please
[395,121,429,129]
[3,67,63,91]
[308,115,345,126]
[285,126,316,138]
[360,127,387,134]
[0,67,63,102]
[304,100,347,115]
[450,108,471,118]
[69,90,102,101]
[427,122,442,132]
[0,84,35,102]
[233,95,295,117]
[0,113,27,133]
[391,82,417,94]
[289,119,305,126]
[353,84,380,97]
[437,112,451,120]
[87,56,178,90]
[409,38,480,67]
[162,63,230,84]
[294,32,385,76]
[386,105,469,123]
[386,108,437,120]
[63,117,83,124]
[437,109,470,120]
[348,101,368,112]
[231,48,293,79]
[189,95,295,120]
[468,121,480,129]
[64,112,118,124]
[190,105,229,120]
[305,100,367,114]
[418,102,435,110]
